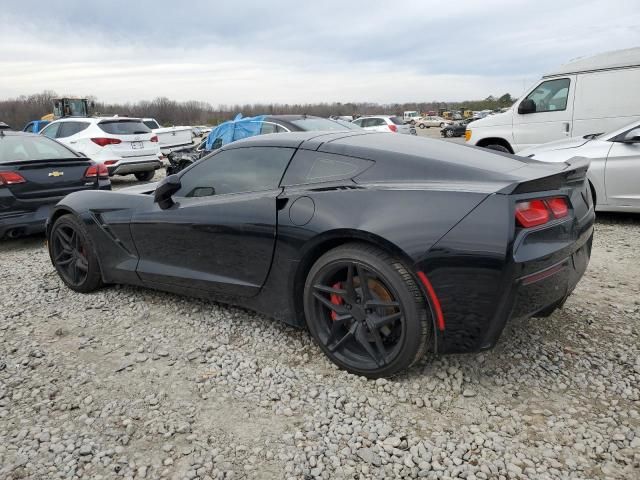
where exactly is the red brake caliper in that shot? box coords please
[330,282,343,321]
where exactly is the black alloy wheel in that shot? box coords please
[50,215,103,293]
[304,244,431,378]
[445,129,455,138]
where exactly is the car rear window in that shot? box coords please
[389,116,405,125]
[289,118,350,131]
[98,120,151,135]
[143,120,160,130]
[0,135,79,163]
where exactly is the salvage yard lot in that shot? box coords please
[0,135,639,480]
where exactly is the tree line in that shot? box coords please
[0,91,516,129]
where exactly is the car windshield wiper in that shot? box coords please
[583,132,604,140]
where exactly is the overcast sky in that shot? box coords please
[0,0,638,105]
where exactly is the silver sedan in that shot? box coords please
[519,121,640,213]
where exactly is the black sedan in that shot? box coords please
[46,131,594,377]
[0,131,110,239]
[441,118,476,138]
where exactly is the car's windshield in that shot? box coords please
[0,135,79,163]
[289,118,351,131]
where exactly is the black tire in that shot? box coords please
[134,170,155,181]
[418,124,425,129]
[304,243,431,378]
[445,129,455,138]
[409,120,416,125]
[484,144,510,153]
[49,214,103,293]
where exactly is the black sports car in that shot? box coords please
[166,115,356,175]
[46,131,594,377]
[0,131,110,239]
[441,118,476,138]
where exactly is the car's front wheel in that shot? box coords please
[49,214,103,293]
[134,171,156,181]
[445,129,455,138]
[418,123,425,129]
[304,243,431,378]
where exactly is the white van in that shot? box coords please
[466,47,640,153]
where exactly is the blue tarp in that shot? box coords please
[204,114,266,150]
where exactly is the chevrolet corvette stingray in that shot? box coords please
[47,131,594,377]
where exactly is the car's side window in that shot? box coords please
[175,147,295,198]
[524,78,570,113]
[40,123,60,139]
[373,118,386,127]
[281,150,374,186]
[260,122,278,135]
[57,121,89,138]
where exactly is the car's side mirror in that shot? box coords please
[518,99,536,115]
[621,128,640,144]
[154,174,181,209]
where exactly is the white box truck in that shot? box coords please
[466,47,640,153]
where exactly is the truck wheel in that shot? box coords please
[134,171,155,181]
[485,144,510,153]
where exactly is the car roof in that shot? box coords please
[357,115,395,119]
[48,116,143,124]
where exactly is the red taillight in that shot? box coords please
[515,197,569,228]
[91,137,122,147]
[0,171,26,185]
[150,135,159,143]
[546,197,569,218]
[388,124,398,133]
[84,163,109,179]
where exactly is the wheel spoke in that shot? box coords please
[345,264,357,302]
[356,264,371,301]
[371,311,402,329]
[57,256,74,267]
[368,325,389,366]
[76,256,88,273]
[313,292,349,315]
[365,299,400,309]
[313,284,347,297]
[327,324,356,352]
[56,229,72,250]
[354,324,383,367]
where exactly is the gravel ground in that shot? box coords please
[1,141,639,479]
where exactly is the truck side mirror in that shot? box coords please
[518,99,536,115]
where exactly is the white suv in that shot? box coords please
[352,116,416,135]
[40,117,163,181]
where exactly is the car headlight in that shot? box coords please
[465,130,472,141]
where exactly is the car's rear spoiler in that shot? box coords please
[499,157,591,195]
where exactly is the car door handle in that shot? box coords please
[563,122,570,133]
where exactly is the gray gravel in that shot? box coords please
[1,173,639,479]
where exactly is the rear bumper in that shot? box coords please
[415,191,595,355]
[108,159,162,176]
[0,181,111,238]
[0,204,52,237]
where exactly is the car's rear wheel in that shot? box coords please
[134,171,155,181]
[49,214,103,293]
[304,243,431,378]
[418,124,425,129]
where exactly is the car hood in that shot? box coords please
[519,136,594,157]
[468,111,512,128]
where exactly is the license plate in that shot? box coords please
[131,141,143,150]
